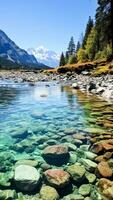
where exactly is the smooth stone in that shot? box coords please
[63,194,84,200]
[79,145,90,151]
[15,159,38,167]
[14,165,41,192]
[64,143,77,151]
[37,136,49,145]
[40,185,59,200]
[69,153,77,164]
[31,112,46,119]
[90,143,103,154]
[40,163,51,171]
[85,171,96,183]
[84,151,97,160]
[72,83,79,89]
[73,134,86,142]
[67,164,86,183]
[47,139,57,145]
[96,161,113,178]
[81,158,97,172]
[73,139,83,146]
[98,178,113,199]
[42,145,70,166]
[44,169,70,188]
[98,178,113,190]
[79,184,91,196]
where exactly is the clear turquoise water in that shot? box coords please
[0,81,109,163]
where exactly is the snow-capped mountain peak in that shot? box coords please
[28,46,60,67]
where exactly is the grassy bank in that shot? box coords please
[45,59,113,76]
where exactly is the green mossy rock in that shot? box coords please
[67,164,86,183]
[79,184,91,196]
[40,185,59,200]
[0,189,17,200]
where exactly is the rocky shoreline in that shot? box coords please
[0,70,113,101]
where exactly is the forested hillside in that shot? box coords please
[59,0,112,66]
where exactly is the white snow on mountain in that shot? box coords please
[27,46,60,67]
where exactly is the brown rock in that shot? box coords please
[104,152,113,159]
[44,169,70,188]
[73,134,86,142]
[91,143,103,154]
[95,152,113,163]
[101,143,113,151]
[98,178,113,190]
[103,186,113,200]
[98,178,113,200]
[95,155,106,163]
[42,145,69,166]
[96,161,113,178]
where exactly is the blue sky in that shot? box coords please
[0,0,97,53]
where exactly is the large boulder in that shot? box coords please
[42,145,70,166]
[14,165,41,192]
[67,164,86,183]
[40,185,59,200]
[44,169,70,188]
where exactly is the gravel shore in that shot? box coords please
[0,70,113,101]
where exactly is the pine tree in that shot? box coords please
[82,16,94,48]
[69,54,77,64]
[67,37,76,55]
[95,0,111,51]
[85,27,98,60]
[77,48,87,63]
[59,52,65,66]
[65,51,69,64]
[76,41,81,53]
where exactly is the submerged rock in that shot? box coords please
[67,164,86,183]
[42,145,70,166]
[81,158,97,172]
[44,169,70,188]
[63,194,84,200]
[14,165,41,192]
[84,151,97,160]
[78,184,91,196]
[98,178,113,200]
[15,159,38,167]
[96,161,113,178]
[40,185,59,200]
[0,189,17,199]
[0,171,13,187]
[85,171,96,183]
[69,153,77,164]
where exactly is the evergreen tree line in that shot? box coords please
[59,0,112,66]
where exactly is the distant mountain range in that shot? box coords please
[28,46,60,67]
[0,30,49,69]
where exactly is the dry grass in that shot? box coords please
[92,61,113,76]
[44,59,113,76]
